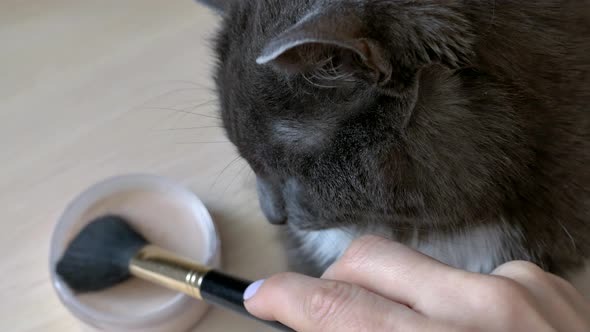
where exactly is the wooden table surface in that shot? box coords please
[0,1,286,331]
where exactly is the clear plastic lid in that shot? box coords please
[49,174,221,332]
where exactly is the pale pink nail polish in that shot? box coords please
[243,279,265,301]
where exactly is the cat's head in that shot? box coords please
[200,0,525,232]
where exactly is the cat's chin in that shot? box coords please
[277,225,350,276]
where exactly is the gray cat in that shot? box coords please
[198,0,590,278]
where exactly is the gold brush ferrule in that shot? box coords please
[129,245,212,300]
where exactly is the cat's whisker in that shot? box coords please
[145,107,221,120]
[158,79,215,92]
[151,100,219,130]
[163,99,217,111]
[136,87,208,109]
[157,126,224,131]
[222,163,250,196]
[172,101,218,112]
[210,156,243,191]
[176,141,231,144]
[183,102,219,115]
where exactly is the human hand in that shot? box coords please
[244,236,590,332]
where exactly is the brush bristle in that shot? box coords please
[56,215,148,293]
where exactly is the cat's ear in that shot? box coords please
[195,0,230,13]
[257,3,473,92]
[256,9,392,87]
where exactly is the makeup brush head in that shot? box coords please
[56,215,148,292]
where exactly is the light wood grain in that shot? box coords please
[0,1,285,331]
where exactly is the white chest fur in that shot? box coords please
[294,224,523,274]
[294,225,590,299]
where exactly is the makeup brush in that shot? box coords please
[55,215,293,332]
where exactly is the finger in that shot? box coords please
[492,261,559,307]
[546,273,590,325]
[322,235,471,312]
[491,261,560,299]
[547,272,590,307]
[492,261,590,331]
[244,272,430,332]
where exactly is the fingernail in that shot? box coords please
[243,279,265,301]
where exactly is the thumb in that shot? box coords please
[243,272,427,332]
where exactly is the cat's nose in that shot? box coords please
[256,176,287,225]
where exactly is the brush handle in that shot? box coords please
[130,246,293,330]
[200,270,294,331]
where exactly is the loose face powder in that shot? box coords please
[73,190,209,317]
[50,175,220,332]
